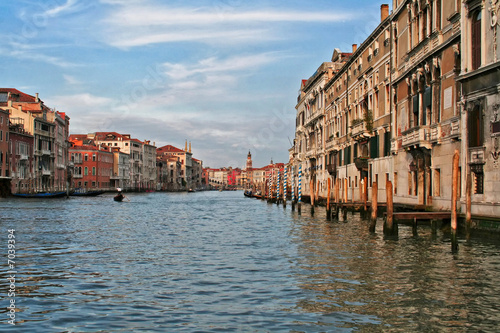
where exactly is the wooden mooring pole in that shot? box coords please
[334,178,340,220]
[327,178,331,221]
[466,172,472,239]
[291,166,295,211]
[298,165,302,215]
[369,181,378,232]
[384,180,395,235]
[451,150,459,252]
[310,180,315,216]
[283,167,287,209]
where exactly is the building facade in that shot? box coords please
[8,119,34,194]
[289,1,500,225]
[457,0,500,218]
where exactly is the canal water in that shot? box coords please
[1,191,499,332]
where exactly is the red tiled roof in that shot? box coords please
[157,145,185,153]
[130,138,143,144]
[93,132,129,141]
[0,88,37,103]
[69,134,88,142]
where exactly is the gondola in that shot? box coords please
[71,189,105,197]
[12,191,67,198]
[114,193,124,202]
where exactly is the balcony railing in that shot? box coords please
[429,117,460,143]
[351,121,372,140]
[401,126,431,149]
[41,169,52,176]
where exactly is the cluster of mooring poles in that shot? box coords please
[257,150,468,252]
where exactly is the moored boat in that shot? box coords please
[12,191,67,198]
[71,189,105,197]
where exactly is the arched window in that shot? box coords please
[471,10,481,70]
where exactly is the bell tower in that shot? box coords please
[246,150,253,170]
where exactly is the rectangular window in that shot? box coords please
[84,167,88,175]
[85,154,88,161]
[92,167,96,175]
[468,106,483,147]
[370,135,379,159]
[492,121,500,135]
[92,154,96,161]
[474,172,484,194]
[384,131,391,157]
[423,86,432,126]
[412,95,419,126]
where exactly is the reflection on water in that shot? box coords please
[0,191,499,332]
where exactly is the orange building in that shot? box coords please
[69,136,113,190]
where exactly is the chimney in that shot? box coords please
[189,142,192,153]
[381,4,389,22]
[185,140,188,152]
[352,44,357,53]
[35,93,39,102]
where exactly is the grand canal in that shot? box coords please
[1,191,499,332]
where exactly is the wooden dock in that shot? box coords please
[391,212,451,222]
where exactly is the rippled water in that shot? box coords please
[1,191,499,332]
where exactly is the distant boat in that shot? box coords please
[114,193,124,202]
[244,190,253,197]
[187,188,195,193]
[12,191,67,198]
[71,189,105,197]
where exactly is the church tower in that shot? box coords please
[246,150,253,170]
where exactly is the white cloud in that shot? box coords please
[43,0,80,17]
[101,3,352,48]
[63,74,83,86]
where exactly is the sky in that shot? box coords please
[1,0,389,168]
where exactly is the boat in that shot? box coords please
[12,191,67,198]
[71,189,105,197]
[187,188,195,193]
[244,190,253,197]
[114,193,124,202]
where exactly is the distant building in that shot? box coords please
[192,158,203,189]
[91,132,151,191]
[8,117,34,194]
[157,143,193,190]
[156,155,182,191]
[68,136,113,190]
[0,109,10,195]
[0,89,70,193]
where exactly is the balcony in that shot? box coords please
[325,137,338,151]
[73,174,83,179]
[305,148,317,159]
[327,163,336,175]
[401,126,431,149]
[41,169,52,176]
[304,111,323,127]
[430,117,460,143]
[354,157,369,171]
[42,149,51,156]
[19,154,29,161]
[351,120,372,141]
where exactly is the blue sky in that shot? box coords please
[1,0,389,168]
